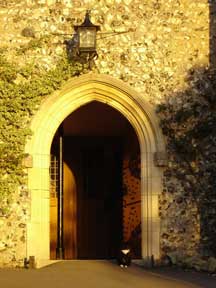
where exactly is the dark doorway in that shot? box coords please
[65,138,123,259]
[50,101,141,260]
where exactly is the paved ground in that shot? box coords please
[0,260,215,288]
[144,266,216,288]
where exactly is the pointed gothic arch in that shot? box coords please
[25,73,166,267]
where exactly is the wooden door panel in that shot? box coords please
[63,162,77,259]
[50,161,77,260]
[50,197,57,260]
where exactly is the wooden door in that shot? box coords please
[63,163,77,259]
[50,158,77,259]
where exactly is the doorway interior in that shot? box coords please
[50,101,141,260]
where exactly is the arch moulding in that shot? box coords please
[25,73,166,268]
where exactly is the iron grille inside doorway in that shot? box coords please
[50,155,59,198]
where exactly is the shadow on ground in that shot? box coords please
[141,265,216,288]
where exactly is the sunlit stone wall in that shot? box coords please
[0,0,209,267]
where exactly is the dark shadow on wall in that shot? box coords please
[209,0,216,69]
[157,2,216,260]
[157,66,216,258]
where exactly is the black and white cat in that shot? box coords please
[117,245,131,268]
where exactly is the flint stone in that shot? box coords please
[208,257,216,273]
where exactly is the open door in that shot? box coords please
[64,162,77,259]
[50,155,77,259]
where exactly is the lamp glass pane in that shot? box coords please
[79,28,96,49]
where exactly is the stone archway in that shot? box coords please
[25,73,166,267]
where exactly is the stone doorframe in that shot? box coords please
[25,73,166,268]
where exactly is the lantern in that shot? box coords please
[74,10,100,53]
